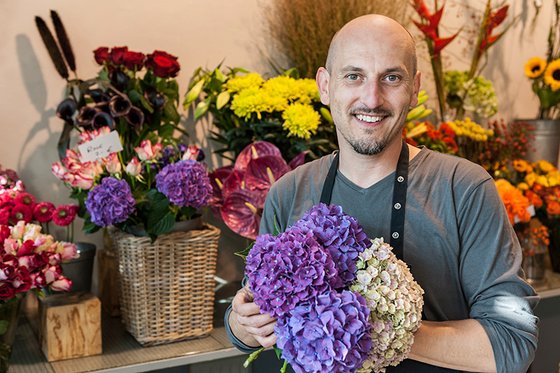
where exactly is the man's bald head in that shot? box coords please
[325,15,417,75]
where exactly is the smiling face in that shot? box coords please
[317,15,420,155]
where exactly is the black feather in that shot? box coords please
[35,16,69,80]
[50,10,76,73]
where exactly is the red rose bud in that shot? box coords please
[110,46,129,65]
[93,47,109,65]
[122,51,145,70]
[146,50,180,78]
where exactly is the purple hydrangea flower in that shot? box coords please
[155,160,212,208]
[85,177,135,226]
[276,289,372,373]
[294,203,370,289]
[245,227,338,319]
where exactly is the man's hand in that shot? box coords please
[229,285,277,348]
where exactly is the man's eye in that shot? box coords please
[384,74,401,82]
[345,74,359,81]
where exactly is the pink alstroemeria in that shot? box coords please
[125,157,142,176]
[135,139,163,161]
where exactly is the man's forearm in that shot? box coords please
[409,319,496,372]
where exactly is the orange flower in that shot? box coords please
[495,179,532,224]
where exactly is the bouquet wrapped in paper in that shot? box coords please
[244,203,424,373]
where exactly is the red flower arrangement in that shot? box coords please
[209,141,305,239]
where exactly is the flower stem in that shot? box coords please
[243,347,264,368]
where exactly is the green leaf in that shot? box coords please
[214,68,227,82]
[158,124,175,138]
[216,91,230,110]
[82,219,100,234]
[139,94,154,114]
[194,99,210,121]
[145,190,175,237]
[235,240,254,261]
[183,78,206,108]
[163,100,180,124]
[127,89,142,106]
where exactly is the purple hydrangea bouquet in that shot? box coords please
[243,203,424,373]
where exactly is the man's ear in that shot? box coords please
[316,67,330,106]
[410,71,421,107]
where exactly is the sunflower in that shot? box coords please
[544,59,560,91]
[524,57,547,79]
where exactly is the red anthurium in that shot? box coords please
[234,141,283,172]
[208,166,234,206]
[221,169,246,199]
[288,151,307,170]
[245,156,291,192]
[221,189,264,240]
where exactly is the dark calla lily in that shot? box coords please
[109,95,132,117]
[88,88,110,103]
[125,106,145,128]
[92,111,115,130]
[220,189,263,240]
[110,70,129,91]
[77,106,99,128]
[145,90,167,110]
[56,97,77,121]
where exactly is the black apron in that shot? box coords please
[319,140,458,373]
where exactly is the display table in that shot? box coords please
[9,312,244,373]
[9,271,560,373]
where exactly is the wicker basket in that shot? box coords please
[110,224,220,346]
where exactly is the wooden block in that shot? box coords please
[39,292,102,362]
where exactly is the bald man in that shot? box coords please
[226,15,538,373]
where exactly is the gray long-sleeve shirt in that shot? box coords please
[226,147,539,373]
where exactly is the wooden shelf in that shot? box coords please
[10,312,244,373]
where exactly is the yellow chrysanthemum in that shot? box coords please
[524,57,547,79]
[513,159,532,173]
[547,170,560,186]
[282,103,320,139]
[544,59,560,91]
[262,76,319,105]
[225,73,264,93]
[230,87,285,119]
[517,182,529,191]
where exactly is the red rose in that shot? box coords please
[123,51,145,70]
[93,47,110,65]
[110,46,129,65]
[146,50,180,78]
[0,283,15,301]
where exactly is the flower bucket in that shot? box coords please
[514,119,560,165]
[61,242,97,293]
[110,223,220,346]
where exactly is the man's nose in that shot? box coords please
[361,80,385,109]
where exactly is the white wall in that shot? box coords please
[0,0,552,271]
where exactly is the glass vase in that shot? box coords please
[0,297,22,372]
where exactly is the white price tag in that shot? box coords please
[78,131,123,163]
